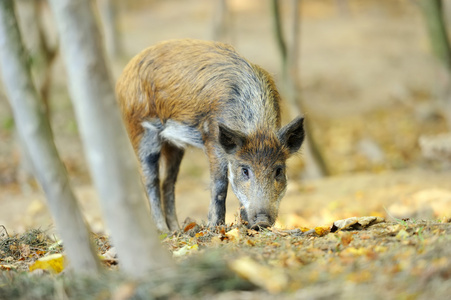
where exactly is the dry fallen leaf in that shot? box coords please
[0,264,16,271]
[314,226,330,236]
[225,228,240,241]
[183,222,197,232]
[331,216,385,232]
[195,231,205,238]
[228,257,288,293]
[29,253,65,274]
[172,244,198,257]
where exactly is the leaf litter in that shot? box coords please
[1,216,451,298]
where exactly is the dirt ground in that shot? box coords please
[1,0,451,298]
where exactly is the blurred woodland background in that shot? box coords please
[1,0,451,233]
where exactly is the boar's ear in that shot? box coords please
[279,117,305,154]
[218,124,246,154]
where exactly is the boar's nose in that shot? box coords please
[250,214,271,231]
[251,222,271,230]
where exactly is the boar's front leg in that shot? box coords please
[206,144,228,227]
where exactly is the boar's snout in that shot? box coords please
[249,213,272,231]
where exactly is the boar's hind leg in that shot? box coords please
[139,124,168,232]
[161,142,184,231]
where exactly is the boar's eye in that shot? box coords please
[241,167,250,179]
[275,167,284,180]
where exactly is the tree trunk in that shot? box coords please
[16,0,57,118]
[97,0,123,59]
[271,0,329,178]
[212,0,233,43]
[419,0,451,129]
[47,0,173,276]
[419,0,451,72]
[15,0,58,192]
[0,0,100,274]
[271,0,288,76]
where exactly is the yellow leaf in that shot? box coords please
[172,244,198,257]
[29,254,65,274]
[314,226,330,236]
[225,228,240,241]
[229,257,288,293]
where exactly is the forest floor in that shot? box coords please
[1,215,451,299]
[1,0,451,299]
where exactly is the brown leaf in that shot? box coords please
[183,222,197,232]
[219,227,226,235]
[195,231,205,238]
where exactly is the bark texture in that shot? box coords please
[47,0,173,276]
[0,0,100,273]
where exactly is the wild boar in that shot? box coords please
[116,39,304,231]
